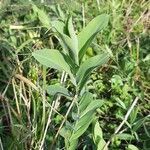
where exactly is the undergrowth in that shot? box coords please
[0,0,150,150]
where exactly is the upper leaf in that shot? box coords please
[78,14,109,61]
[67,16,79,65]
[53,17,79,65]
[32,49,76,85]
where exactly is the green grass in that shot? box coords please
[0,0,150,149]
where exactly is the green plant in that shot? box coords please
[32,12,109,149]
[0,1,149,149]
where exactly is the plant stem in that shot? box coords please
[39,101,55,150]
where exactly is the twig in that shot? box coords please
[39,101,55,150]
[103,97,139,149]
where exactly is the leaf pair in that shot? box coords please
[52,14,109,66]
[78,14,109,62]
[69,92,104,142]
[59,92,104,150]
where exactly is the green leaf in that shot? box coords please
[132,117,147,132]
[51,20,65,34]
[32,49,76,85]
[59,127,71,139]
[79,92,92,113]
[76,53,109,90]
[115,97,126,110]
[47,84,70,97]
[67,16,79,65]
[68,139,78,150]
[57,33,78,64]
[129,107,139,124]
[80,100,104,117]
[70,110,95,140]
[67,17,77,43]
[32,4,51,28]
[70,98,104,141]
[59,127,78,150]
[54,17,79,65]
[94,121,103,140]
[93,121,107,150]
[127,144,139,150]
[78,14,109,61]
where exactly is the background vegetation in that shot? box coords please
[0,0,149,149]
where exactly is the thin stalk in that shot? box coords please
[39,101,55,150]
[12,79,21,116]
[103,97,139,149]
[40,66,47,141]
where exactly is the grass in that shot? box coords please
[0,0,150,149]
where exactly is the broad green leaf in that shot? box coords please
[51,20,65,34]
[93,121,107,150]
[78,32,97,62]
[32,49,76,85]
[78,14,109,61]
[70,110,95,140]
[47,84,70,97]
[59,127,71,139]
[70,99,104,141]
[32,4,51,29]
[80,100,104,117]
[76,53,109,90]
[59,127,78,150]
[94,121,103,140]
[127,144,139,150]
[132,117,147,132]
[52,18,79,65]
[57,32,78,64]
[67,16,77,43]
[75,110,95,131]
[97,139,108,150]
[68,139,78,150]
[79,92,92,113]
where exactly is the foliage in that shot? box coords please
[0,0,149,150]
